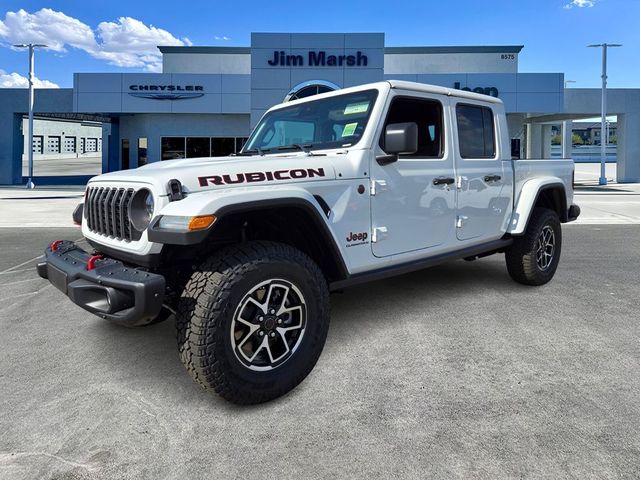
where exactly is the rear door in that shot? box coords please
[453,102,512,242]
[370,92,456,257]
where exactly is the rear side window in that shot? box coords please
[456,104,496,158]
[380,97,443,158]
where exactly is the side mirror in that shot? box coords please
[377,122,418,165]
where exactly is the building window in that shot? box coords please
[211,137,236,156]
[47,136,61,154]
[80,137,86,154]
[32,135,43,154]
[187,137,211,158]
[236,137,248,152]
[161,137,186,160]
[63,136,76,154]
[161,136,246,161]
[456,104,496,159]
[138,138,148,166]
[380,97,444,158]
[121,139,130,169]
[284,80,340,102]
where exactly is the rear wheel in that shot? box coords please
[176,241,330,404]
[505,208,562,286]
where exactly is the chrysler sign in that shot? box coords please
[128,84,204,100]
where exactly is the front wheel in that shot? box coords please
[176,241,330,404]
[505,208,562,286]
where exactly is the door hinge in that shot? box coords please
[370,179,388,196]
[372,226,388,243]
[456,215,468,228]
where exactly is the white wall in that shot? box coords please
[21,118,102,160]
[384,52,518,74]
[163,53,250,74]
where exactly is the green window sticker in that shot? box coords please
[343,102,370,115]
[342,122,358,137]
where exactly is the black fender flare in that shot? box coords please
[148,196,349,280]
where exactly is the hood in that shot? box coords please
[90,153,338,194]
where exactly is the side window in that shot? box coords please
[456,104,496,158]
[380,97,443,158]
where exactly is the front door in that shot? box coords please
[370,93,456,258]
[453,102,511,242]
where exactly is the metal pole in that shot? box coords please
[26,45,35,189]
[599,44,607,185]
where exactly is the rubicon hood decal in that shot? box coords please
[198,167,326,186]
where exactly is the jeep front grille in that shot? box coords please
[85,187,138,241]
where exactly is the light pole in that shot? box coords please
[588,43,622,186]
[13,43,48,189]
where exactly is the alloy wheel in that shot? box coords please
[230,279,306,371]
[536,225,556,271]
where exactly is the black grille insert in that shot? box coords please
[85,187,139,241]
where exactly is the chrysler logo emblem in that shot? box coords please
[128,92,204,100]
[128,84,204,100]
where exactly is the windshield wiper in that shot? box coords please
[276,144,325,156]
[237,147,265,156]
[277,143,310,152]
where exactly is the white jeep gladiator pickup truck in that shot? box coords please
[38,80,580,404]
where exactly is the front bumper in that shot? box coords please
[37,241,165,326]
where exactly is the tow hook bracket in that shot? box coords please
[87,254,104,271]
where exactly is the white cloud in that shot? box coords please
[0,9,96,52]
[214,35,231,41]
[564,0,596,9]
[0,8,190,71]
[0,69,59,88]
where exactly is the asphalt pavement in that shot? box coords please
[1,225,639,479]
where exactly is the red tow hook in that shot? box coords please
[86,254,104,271]
[50,240,64,252]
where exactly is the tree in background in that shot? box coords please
[572,134,584,146]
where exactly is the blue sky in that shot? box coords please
[0,0,638,88]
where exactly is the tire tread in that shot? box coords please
[176,241,329,404]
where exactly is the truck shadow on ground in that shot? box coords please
[91,257,515,409]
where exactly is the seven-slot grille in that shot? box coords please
[85,186,137,241]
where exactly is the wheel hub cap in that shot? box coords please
[230,279,307,371]
[536,225,556,271]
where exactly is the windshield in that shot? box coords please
[244,89,378,153]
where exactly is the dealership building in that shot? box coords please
[0,32,639,185]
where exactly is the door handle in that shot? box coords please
[484,175,502,183]
[433,177,455,186]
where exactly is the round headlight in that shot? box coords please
[130,188,154,232]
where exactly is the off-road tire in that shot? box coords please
[176,241,330,404]
[505,207,562,286]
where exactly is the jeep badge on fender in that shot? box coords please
[37,80,580,405]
